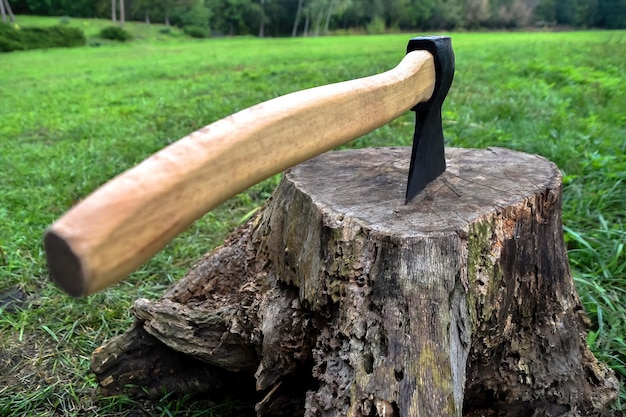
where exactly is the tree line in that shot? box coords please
[6,0,626,34]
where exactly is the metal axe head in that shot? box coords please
[405,36,455,203]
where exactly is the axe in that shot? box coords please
[44,36,455,297]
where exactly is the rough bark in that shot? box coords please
[0,0,6,23]
[91,147,619,417]
[3,0,15,23]
[119,0,125,26]
[292,0,305,36]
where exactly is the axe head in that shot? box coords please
[405,36,455,203]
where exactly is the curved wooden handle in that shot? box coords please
[44,50,436,297]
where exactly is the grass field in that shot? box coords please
[0,17,625,416]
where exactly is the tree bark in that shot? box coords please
[303,7,310,36]
[313,4,324,36]
[91,147,619,417]
[111,0,116,22]
[3,0,14,23]
[119,0,125,26]
[258,0,266,37]
[324,0,336,34]
[292,0,305,36]
[0,0,6,23]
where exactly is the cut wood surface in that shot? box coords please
[92,147,619,417]
[44,50,435,297]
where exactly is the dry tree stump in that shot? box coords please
[91,147,619,417]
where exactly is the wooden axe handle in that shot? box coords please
[44,50,436,297]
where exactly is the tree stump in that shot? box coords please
[91,147,619,417]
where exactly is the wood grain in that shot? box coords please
[45,50,436,297]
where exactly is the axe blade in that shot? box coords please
[405,36,455,203]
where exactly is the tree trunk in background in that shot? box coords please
[303,8,310,35]
[324,0,336,34]
[119,0,125,26]
[3,0,15,23]
[313,6,324,35]
[91,148,619,416]
[258,0,266,37]
[1,0,7,23]
[292,0,305,36]
[111,0,116,22]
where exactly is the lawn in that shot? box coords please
[0,18,624,415]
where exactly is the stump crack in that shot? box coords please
[91,148,618,417]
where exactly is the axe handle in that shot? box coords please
[44,50,436,297]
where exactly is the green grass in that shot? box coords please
[0,18,625,415]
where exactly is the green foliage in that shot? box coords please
[431,0,464,29]
[0,22,86,52]
[0,23,24,52]
[23,26,87,48]
[365,15,386,34]
[174,1,213,29]
[0,30,625,414]
[597,0,626,28]
[183,25,208,38]
[206,0,259,36]
[15,15,187,41]
[9,0,626,34]
[99,25,133,41]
